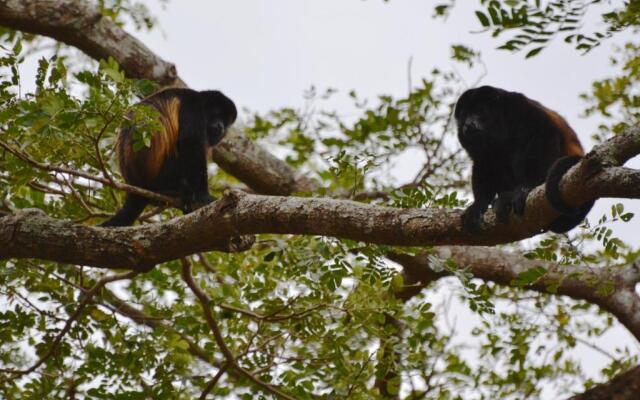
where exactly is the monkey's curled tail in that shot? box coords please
[545,155,595,233]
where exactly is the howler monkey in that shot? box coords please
[454,85,594,234]
[101,88,237,227]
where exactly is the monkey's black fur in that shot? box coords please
[101,88,237,227]
[455,85,594,234]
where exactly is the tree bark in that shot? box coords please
[569,365,640,400]
[2,127,638,271]
[0,0,180,85]
[390,247,640,341]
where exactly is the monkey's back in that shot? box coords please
[116,94,182,191]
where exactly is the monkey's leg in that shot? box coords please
[509,138,540,217]
[511,187,531,216]
[100,193,149,227]
[178,139,214,213]
[462,163,497,233]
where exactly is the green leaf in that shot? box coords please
[488,6,501,25]
[386,376,401,395]
[525,46,544,58]
[12,39,22,55]
[264,251,276,262]
[476,11,491,27]
[512,266,547,287]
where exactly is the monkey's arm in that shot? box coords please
[177,108,213,213]
[497,133,558,221]
[462,162,497,233]
[176,133,213,213]
[492,139,535,222]
[100,194,149,227]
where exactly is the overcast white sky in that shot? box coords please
[139,0,622,128]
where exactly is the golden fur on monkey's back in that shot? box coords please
[117,95,181,185]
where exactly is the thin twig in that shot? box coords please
[0,270,138,378]
[60,173,95,214]
[199,362,229,400]
[0,139,179,206]
[180,258,297,400]
[93,100,119,202]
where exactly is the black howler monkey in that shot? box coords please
[455,85,594,233]
[101,88,237,227]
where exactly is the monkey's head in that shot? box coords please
[202,90,238,146]
[455,86,507,158]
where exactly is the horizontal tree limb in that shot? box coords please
[1,127,638,270]
[389,246,640,341]
[0,0,181,85]
[568,364,640,400]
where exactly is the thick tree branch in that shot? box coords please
[568,365,640,400]
[555,126,640,207]
[1,126,639,270]
[0,0,181,85]
[389,247,640,341]
[0,204,256,271]
[2,122,639,269]
[389,244,640,399]
[210,127,318,195]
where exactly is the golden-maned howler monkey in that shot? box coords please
[455,85,594,233]
[101,88,237,227]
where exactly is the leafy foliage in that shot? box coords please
[438,1,640,57]
[582,42,640,141]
